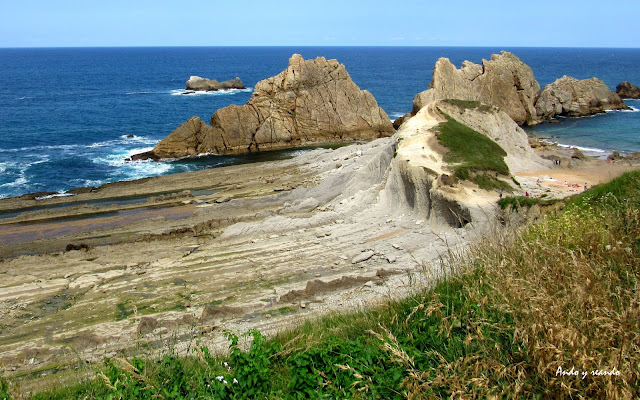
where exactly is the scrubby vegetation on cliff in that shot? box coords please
[6,172,639,399]
[435,113,512,191]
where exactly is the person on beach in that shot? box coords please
[584,183,588,191]
[498,189,503,199]
[525,191,529,197]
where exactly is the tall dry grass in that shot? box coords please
[391,173,640,398]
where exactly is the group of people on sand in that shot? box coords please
[563,181,588,192]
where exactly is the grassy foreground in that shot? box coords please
[4,171,640,399]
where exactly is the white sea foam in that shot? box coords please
[126,90,164,95]
[94,147,155,167]
[0,136,158,153]
[545,141,611,158]
[604,106,640,113]
[388,112,407,121]
[125,161,172,178]
[35,192,75,200]
[93,146,171,181]
[170,88,253,96]
[0,176,28,188]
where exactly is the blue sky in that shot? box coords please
[2,0,639,48]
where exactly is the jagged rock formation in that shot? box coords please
[185,76,245,91]
[412,51,540,125]
[535,76,628,120]
[136,54,394,160]
[616,81,640,99]
[411,51,630,125]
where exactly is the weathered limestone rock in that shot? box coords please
[616,81,640,99]
[535,76,628,120]
[185,76,245,91]
[412,51,540,125]
[137,55,394,159]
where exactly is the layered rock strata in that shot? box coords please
[616,81,640,99]
[412,51,540,125]
[535,76,628,120]
[136,54,394,160]
[185,76,245,91]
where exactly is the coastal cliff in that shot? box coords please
[135,54,394,160]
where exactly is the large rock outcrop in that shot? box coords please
[412,51,540,125]
[138,55,394,159]
[616,81,640,99]
[535,76,628,120]
[185,76,245,91]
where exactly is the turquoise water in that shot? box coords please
[1,47,638,198]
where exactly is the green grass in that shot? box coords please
[498,195,557,210]
[435,112,510,190]
[8,172,640,399]
[471,173,513,192]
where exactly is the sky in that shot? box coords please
[1,0,639,48]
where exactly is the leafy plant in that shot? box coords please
[0,377,12,400]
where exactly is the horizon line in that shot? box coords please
[2,44,640,50]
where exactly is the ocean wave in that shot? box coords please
[93,147,155,167]
[604,106,640,113]
[0,176,28,189]
[0,136,157,153]
[543,140,611,157]
[126,90,165,95]
[170,88,253,96]
[388,112,407,120]
[94,147,172,180]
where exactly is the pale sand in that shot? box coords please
[516,159,640,198]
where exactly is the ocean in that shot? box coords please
[1,47,639,199]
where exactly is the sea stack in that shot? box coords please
[535,76,628,120]
[412,51,540,125]
[616,81,640,99]
[185,76,245,91]
[135,54,394,160]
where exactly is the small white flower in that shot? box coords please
[233,378,238,384]
[223,380,228,385]
[216,375,224,381]
[223,362,229,367]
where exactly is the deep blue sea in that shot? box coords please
[1,47,639,199]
